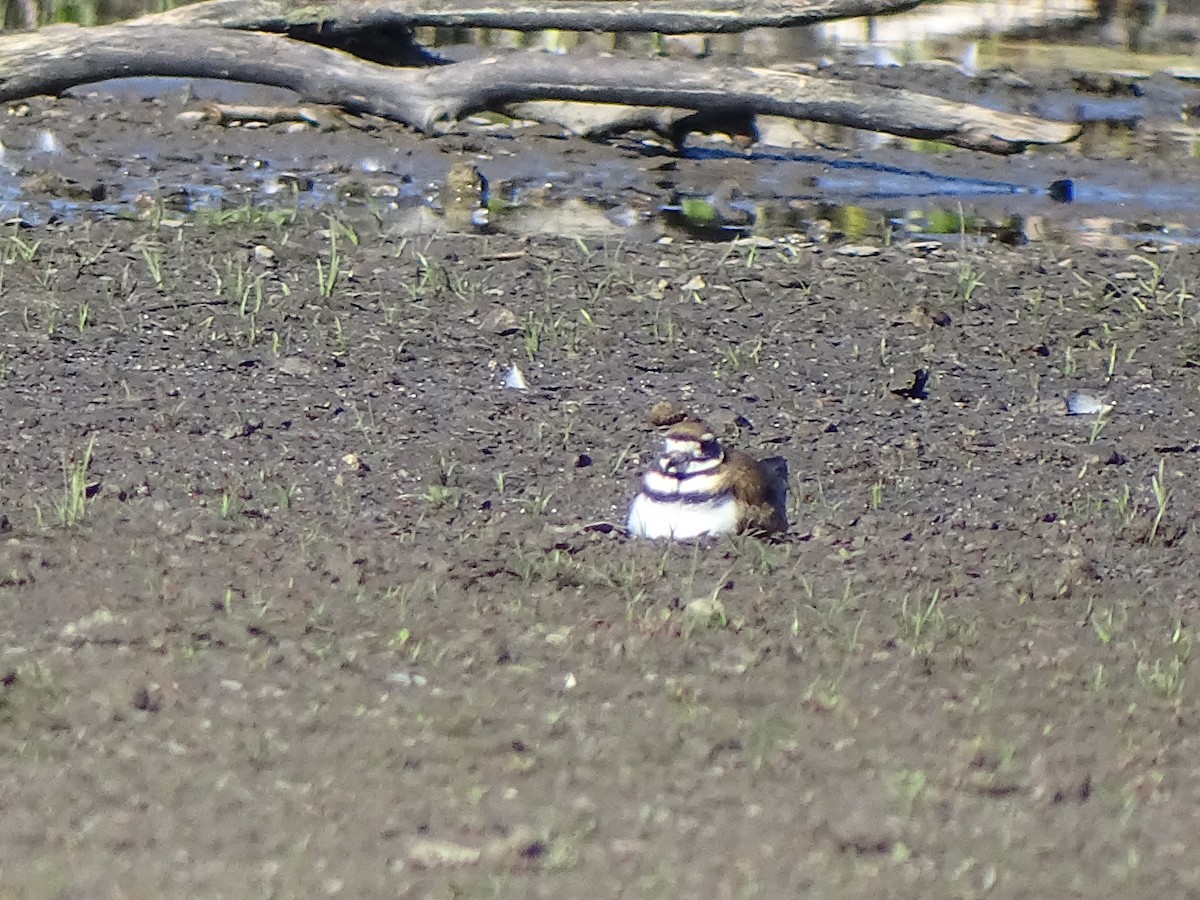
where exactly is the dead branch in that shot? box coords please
[0,24,1079,153]
[147,0,930,36]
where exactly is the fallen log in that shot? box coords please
[0,23,1079,154]
[146,0,930,36]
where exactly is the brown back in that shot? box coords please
[725,450,788,534]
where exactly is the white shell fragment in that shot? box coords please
[504,364,529,391]
[1065,391,1114,416]
[35,129,62,154]
[385,671,427,687]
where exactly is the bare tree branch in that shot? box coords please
[147,0,930,36]
[0,24,1079,154]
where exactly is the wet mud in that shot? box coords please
[1,64,1200,898]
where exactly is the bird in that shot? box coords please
[627,419,788,540]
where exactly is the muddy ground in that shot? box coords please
[1,70,1200,900]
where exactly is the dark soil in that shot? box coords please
[2,76,1200,900]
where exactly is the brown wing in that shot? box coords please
[725,450,789,534]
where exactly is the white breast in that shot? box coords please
[627,492,740,540]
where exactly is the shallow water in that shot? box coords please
[5,9,1200,250]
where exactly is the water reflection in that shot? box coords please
[0,114,1195,253]
[1,0,1197,253]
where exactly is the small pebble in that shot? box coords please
[648,400,688,427]
[903,303,952,329]
[482,307,519,335]
[253,244,277,268]
[837,244,882,257]
[685,597,727,627]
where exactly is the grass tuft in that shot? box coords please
[55,436,96,528]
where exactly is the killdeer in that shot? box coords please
[627,419,788,540]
